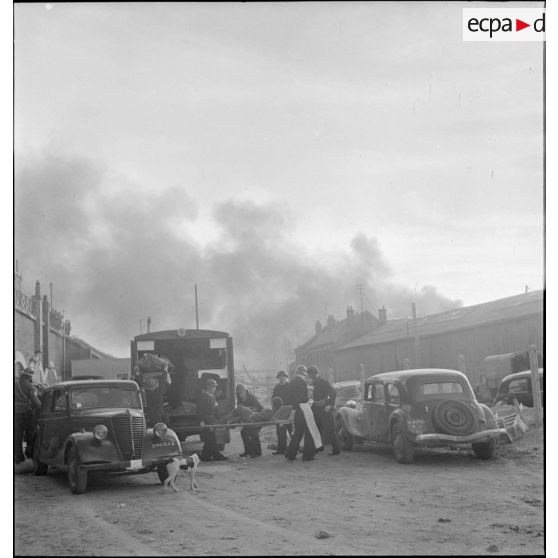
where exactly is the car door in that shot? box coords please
[385,383,402,438]
[364,381,388,442]
[41,388,70,465]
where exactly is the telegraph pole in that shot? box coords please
[195,283,199,329]
[412,302,420,368]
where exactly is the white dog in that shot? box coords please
[162,453,200,493]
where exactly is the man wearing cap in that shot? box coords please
[307,366,340,456]
[285,365,317,461]
[198,378,228,462]
[271,370,292,455]
[14,368,41,465]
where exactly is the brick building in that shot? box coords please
[14,265,111,379]
[334,290,544,387]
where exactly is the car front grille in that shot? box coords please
[111,413,144,460]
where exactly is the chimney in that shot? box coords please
[327,314,336,328]
[346,306,355,321]
[315,320,322,334]
[147,316,152,333]
[378,306,387,326]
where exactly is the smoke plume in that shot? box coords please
[15,153,461,368]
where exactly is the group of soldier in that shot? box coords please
[197,363,341,463]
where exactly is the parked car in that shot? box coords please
[333,380,362,409]
[32,379,182,493]
[493,368,544,408]
[335,369,506,464]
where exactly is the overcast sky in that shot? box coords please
[13,2,544,366]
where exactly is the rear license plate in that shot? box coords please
[127,459,143,470]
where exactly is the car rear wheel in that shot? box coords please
[391,423,415,464]
[67,446,88,494]
[336,417,353,451]
[32,436,48,476]
[472,439,496,459]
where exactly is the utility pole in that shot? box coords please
[62,310,66,380]
[49,283,53,310]
[412,302,420,368]
[195,283,199,330]
[139,318,143,334]
[528,345,543,426]
[357,284,364,313]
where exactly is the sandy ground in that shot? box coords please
[14,416,544,556]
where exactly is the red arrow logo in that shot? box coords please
[516,19,530,31]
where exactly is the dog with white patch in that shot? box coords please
[162,453,200,493]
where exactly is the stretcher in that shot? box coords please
[200,408,295,431]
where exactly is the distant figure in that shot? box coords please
[236,384,264,458]
[14,367,41,465]
[271,370,292,455]
[198,378,228,462]
[144,361,172,426]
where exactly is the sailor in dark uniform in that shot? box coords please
[285,365,317,461]
[271,370,292,454]
[198,378,228,462]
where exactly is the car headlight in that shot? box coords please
[153,422,168,438]
[406,418,426,435]
[94,424,108,440]
[345,400,357,409]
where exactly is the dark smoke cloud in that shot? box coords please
[15,153,461,368]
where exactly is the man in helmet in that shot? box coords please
[307,365,340,456]
[198,378,228,462]
[271,370,292,455]
[14,367,41,466]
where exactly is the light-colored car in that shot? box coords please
[493,368,544,408]
[335,369,506,464]
[333,380,362,409]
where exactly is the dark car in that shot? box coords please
[32,379,182,493]
[493,368,544,407]
[335,369,506,464]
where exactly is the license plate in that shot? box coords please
[127,459,143,470]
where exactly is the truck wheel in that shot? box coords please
[472,439,496,459]
[157,464,169,484]
[67,446,88,494]
[391,423,415,464]
[336,416,353,451]
[32,436,48,476]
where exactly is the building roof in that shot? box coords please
[337,290,543,351]
[69,336,115,359]
[305,310,377,350]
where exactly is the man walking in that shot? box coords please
[271,370,292,455]
[285,365,320,461]
[307,366,340,456]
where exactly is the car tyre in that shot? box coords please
[67,446,88,494]
[391,422,415,464]
[472,439,496,459]
[336,416,353,451]
[157,464,169,484]
[32,435,48,476]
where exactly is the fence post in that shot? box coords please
[528,345,543,426]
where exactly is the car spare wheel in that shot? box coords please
[432,400,475,436]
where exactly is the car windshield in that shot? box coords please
[339,385,361,399]
[418,382,465,397]
[70,387,142,410]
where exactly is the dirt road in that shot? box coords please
[14,425,543,556]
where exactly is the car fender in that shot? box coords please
[388,409,412,441]
[336,407,365,438]
[143,427,182,460]
[478,403,497,430]
[64,432,121,465]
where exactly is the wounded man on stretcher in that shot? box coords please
[224,397,292,426]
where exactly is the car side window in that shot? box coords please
[387,384,400,406]
[373,383,385,404]
[53,390,67,412]
[41,391,54,414]
[508,379,528,393]
[365,384,374,400]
